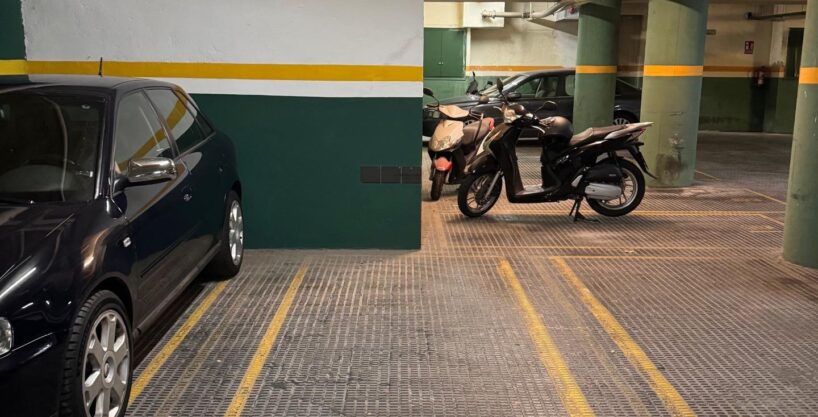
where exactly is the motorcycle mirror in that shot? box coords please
[423,87,435,97]
[478,95,489,104]
[495,78,504,93]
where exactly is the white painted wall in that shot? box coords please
[21,0,423,96]
[467,2,577,74]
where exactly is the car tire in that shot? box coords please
[430,170,446,201]
[613,111,638,126]
[60,290,132,417]
[203,191,244,279]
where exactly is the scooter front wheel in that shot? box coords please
[430,170,446,201]
[458,172,503,218]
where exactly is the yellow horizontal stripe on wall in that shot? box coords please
[1,60,423,82]
[0,60,28,75]
[576,65,618,74]
[643,65,704,77]
[801,68,818,85]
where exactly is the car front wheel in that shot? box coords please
[60,290,132,417]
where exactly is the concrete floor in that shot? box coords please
[128,132,818,416]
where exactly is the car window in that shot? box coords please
[0,92,103,202]
[177,91,214,137]
[516,76,559,98]
[113,92,173,174]
[145,89,205,154]
[616,79,641,96]
[565,74,576,97]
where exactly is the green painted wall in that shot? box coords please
[0,0,25,59]
[192,94,422,249]
[763,78,799,134]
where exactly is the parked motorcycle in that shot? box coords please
[424,87,495,201]
[457,77,654,220]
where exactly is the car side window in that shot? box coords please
[514,77,542,97]
[145,89,206,154]
[539,76,559,98]
[565,74,576,97]
[113,92,173,174]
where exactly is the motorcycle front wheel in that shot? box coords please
[458,172,503,218]
[587,159,645,217]
[430,170,446,201]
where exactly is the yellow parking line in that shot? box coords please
[695,170,720,180]
[223,264,308,417]
[744,188,786,205]
[130,281,229,400]
[549,257,696,417]
[498,259,596,417]
[756,213,785,227]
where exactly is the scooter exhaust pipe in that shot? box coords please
[584,183,622,200]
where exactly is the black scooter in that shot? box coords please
[457,77,655,221]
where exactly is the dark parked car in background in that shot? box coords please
[0,75,243,417]
[423,69,642,138]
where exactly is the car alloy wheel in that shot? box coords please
[228,200,244,266]
[82,309,130,417]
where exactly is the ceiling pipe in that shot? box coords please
[481,0,591,20]
[746,11,806,21]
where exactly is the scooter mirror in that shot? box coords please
[478,95,490,104]
[423,87,435,97]
[495,78,504,93]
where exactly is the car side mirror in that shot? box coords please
[127,157,177,184]
[423,87,435,98]
[478,95,490,104]
[541,101,558,111]
[506,91,522,101]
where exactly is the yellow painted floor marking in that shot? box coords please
[130,280,229,400]
[550,257,697,417]
[744,188,787,205]
[498,259,596,417]
[224,264,308,417]
[756,213,785,227]
[695,170,720,180]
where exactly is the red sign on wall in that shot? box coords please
[745,41,755,55]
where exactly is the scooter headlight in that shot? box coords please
[0,317,12,356]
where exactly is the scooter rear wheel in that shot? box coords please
[458,172,502,217]
[587,159,645,217]
[430,170,446,201]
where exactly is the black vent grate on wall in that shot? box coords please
[360,166,421,184]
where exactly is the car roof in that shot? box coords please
[0,74,178,94]
[515,68,575,78]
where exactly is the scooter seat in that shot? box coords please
[461,121,491,148]
[438,104,471,120]
[569,125,627,147]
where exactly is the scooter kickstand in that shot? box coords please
[569,198,599,223]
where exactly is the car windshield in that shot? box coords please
[0,90,104,203]
[481,75,523,97]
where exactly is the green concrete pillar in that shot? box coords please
[639,0,708,187]
[572,0,621,132]
[783,1,818,268]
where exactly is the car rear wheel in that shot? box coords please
[613,112,638,126]
[203,191,244,278]
[60,290,132,417]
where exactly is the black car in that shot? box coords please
[423,69,642,137]
[0,75,243,417]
